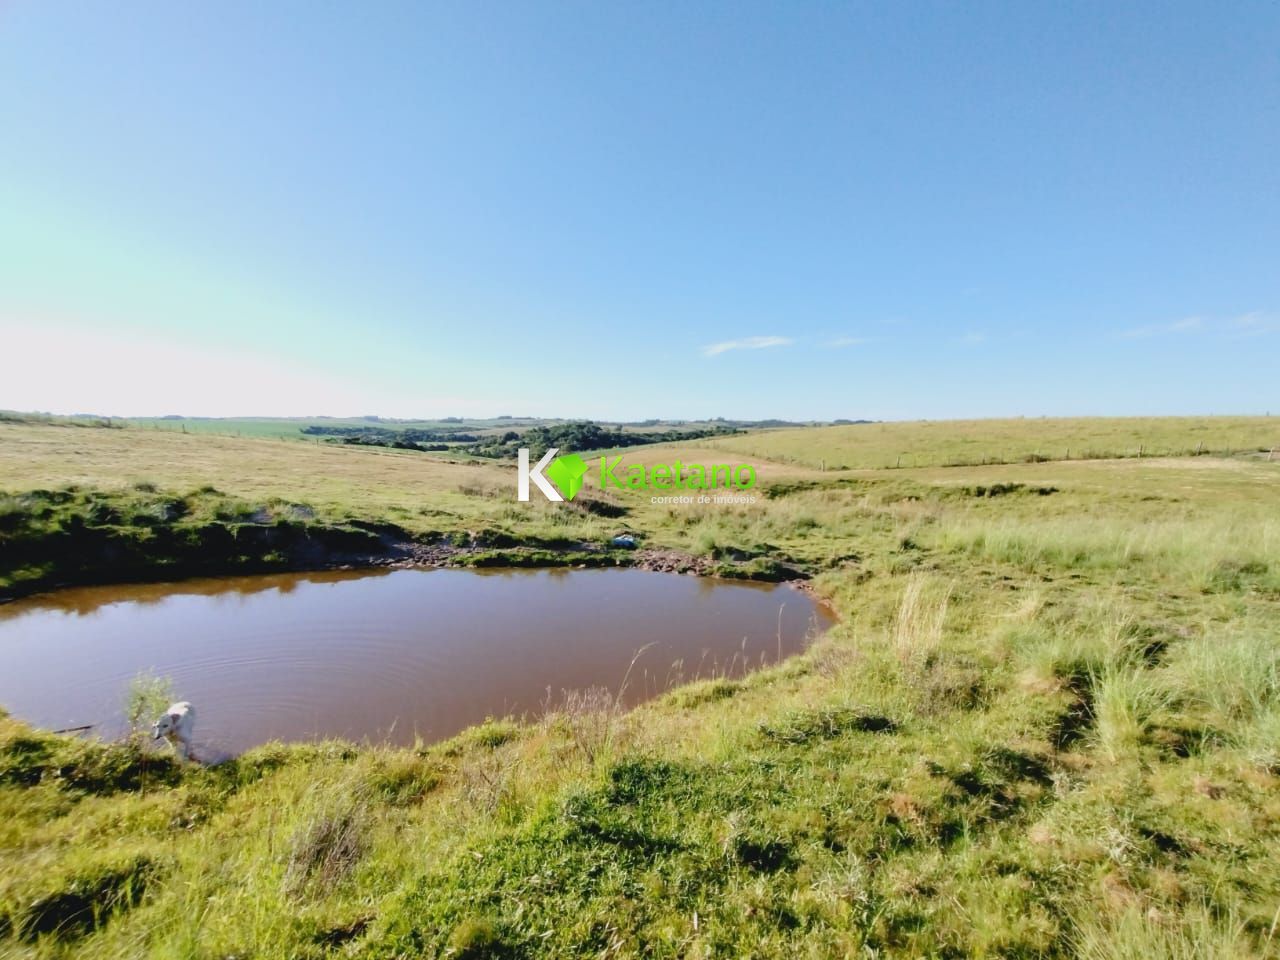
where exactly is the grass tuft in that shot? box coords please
[284,792,370,897]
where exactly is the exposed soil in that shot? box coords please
[345,537,806,581]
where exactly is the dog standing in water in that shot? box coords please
[151,701,197,762]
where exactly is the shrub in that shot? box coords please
[123,671,176,746]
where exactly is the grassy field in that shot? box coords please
[1,419,1278,957]
[0,423,823,598]
[0,411,801,442]
[702,415,1280,469]
[120,416,549,440]
[0,412,555,440]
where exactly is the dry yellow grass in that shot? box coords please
[701,415,1280,469]
[0,423,826,542]
[0,422,497,502]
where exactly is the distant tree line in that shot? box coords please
[300,420,741,456]
[301,425,482,443]
[463,421,742,459]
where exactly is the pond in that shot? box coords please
[0,568,832,754]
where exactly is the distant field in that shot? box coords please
[1,411,569,440]
[0,422,514,532]
[122,415,548,439]
[3,418,1277,556]
[700,415,1280,469]
[0,412,795,442]
[120,416,806,443]
[0,422,819,551]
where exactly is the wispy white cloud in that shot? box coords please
[1227,312,1280,337]
[1116,316,1203,339]
[701,335,793,357]
[826,336,872,348]
[1116,312,1276,340]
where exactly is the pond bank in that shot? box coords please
[0,486,809,603]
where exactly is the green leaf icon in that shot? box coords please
[544,452,589,501]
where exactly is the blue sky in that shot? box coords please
[1,2,1277,420]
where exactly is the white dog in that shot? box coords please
[151,701,197,762]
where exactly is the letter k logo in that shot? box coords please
[518,448,589,501]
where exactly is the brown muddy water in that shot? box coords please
[0,568,831,755]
